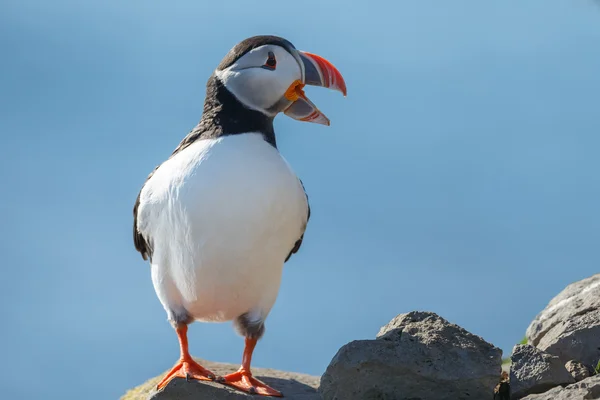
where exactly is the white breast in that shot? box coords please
[137,133,308,324]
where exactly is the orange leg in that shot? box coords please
[220,337,282,397]
[156,324,216,390]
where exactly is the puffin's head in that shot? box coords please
[214,35,346,126]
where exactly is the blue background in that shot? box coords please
[1,1,599,399]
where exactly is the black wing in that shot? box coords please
[133,129,201,262]
[285,180,311,263]
[133,165,160,261]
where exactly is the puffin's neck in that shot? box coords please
[173,75,276,156]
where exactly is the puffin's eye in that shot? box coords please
[264,51,277,70]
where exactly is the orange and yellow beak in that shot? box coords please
[283,51,346,126]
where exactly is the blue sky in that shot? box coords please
[1,1,600,399]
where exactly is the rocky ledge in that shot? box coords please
[122,312,502,400]
[121,359,320,400]
[122,273,600,400]
[526,273,600,368]
[507,273,600,399]
[521,374,600,400]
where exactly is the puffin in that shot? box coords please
[133,35,346,397]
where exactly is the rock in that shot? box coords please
[510,344,575,399]
[526,273,600,368]
[120,358,320,400]
[565,360,591,382]
[521,374,600,400]
[319,311,502,400]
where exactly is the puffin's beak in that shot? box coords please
[283,51,346,126]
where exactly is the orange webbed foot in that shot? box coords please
[220,369,282,397]
[156,358,216,390]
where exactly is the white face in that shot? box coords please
[215,45,303,116]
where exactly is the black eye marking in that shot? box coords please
[264,51,277,70]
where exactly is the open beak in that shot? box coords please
[283,51,346,126]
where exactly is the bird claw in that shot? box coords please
[220,370,282,396]
[156,358,216,390]
[186,370,215,382]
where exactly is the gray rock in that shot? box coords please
[565,360,591,382]
[521,374,600,400]
[526,273,600,368]
[319,311,502,400]
[510,344,575,399]
[120,358,320,400]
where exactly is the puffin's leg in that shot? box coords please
[220,314,282,397]
[156,323,216,390]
